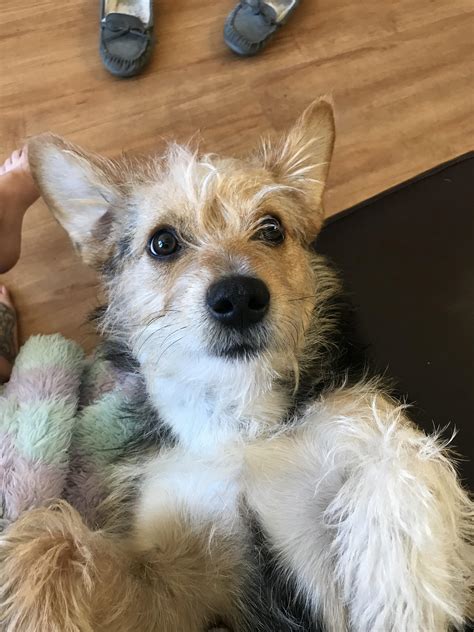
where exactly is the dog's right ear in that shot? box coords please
[256,97,335,238]
[28,134,122,267]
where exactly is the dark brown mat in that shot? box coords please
[317,153,474,489]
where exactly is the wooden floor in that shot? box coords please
[1,0,473,352]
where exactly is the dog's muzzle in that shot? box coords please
[205,275,271,359]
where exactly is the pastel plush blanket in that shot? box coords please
[0,334,141,532]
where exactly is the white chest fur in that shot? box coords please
[133,353,291,548]
[142,353,291,451]
[134,444,245,549]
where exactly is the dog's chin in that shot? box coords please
[207,326,270,361]
[211,342,265,360]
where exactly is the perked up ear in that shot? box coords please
[259,97,336,231]
[28,134,122,267]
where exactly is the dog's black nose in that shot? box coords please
[207,276,270,328]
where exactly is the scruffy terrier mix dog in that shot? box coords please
[1,99,472,631]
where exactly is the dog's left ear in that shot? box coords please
[258,97,335,232]
[28,134,123,268]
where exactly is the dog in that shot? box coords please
[0,98,472,631]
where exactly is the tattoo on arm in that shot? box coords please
[0,305,16,363]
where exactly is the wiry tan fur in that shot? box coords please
[2,98,472,631]
[0,502,242,632]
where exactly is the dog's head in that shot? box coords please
[29,99,337,406]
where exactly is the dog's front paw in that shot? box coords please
[0,501,95,632]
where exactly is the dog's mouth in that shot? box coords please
[206,324,270,360]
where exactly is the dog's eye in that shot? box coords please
[148,229,180,258]
[257,217,285,245]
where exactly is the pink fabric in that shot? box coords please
[0,431,66,523]
[5,365,82,404]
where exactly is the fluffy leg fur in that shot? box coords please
[0,501,242,632]
[245,383,473,632]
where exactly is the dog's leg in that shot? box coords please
[245,384,472,632]
[0,501,240,632]
[0,501,153,632]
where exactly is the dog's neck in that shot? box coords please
[142,352,292,452]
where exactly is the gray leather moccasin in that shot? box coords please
[100,0,154,78]
[224,0,300,56]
